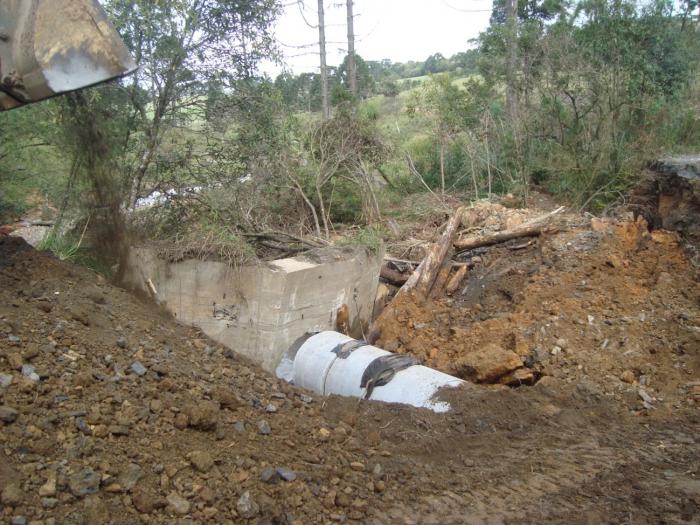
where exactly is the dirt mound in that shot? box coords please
[1,234,699,524]
[376,215,700,395]
[630,159,700,270]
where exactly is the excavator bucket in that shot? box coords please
[0,0,136,111]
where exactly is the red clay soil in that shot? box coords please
[376,217,700,396]
[1,232,699,524]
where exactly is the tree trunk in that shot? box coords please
[346,0,358,97]
[454,225,554,252]
[315,181,330,238]
[505,0,518,127]
[367,207,464,344]
[402,207,464,299]
[318,0,330,120]
[380,265,410,285]
[439,139,446,194]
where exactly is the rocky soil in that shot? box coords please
[1,210,699,524]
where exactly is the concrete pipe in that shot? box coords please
[292,331,464,413]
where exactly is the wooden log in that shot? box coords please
[408,207,465,299]
[367,207,464,344]
[454,207,565,253]
[429,261,454,299]
[380,265,410,285]
[454,226,558,253]
[445,265,468,295]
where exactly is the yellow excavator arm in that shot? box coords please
[0,0,136,111]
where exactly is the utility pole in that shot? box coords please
[346,0,357,96]
[317,0,330,120]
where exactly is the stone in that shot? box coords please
[41,498,58,509]
[38,474,57,497]
[8,352,22,370]
[166,492,191,516]
[0,405,19,423]
[232,421,245,433]
[119,463,144,491]
[276,467,297,482]
[131,361,147,376]
[75,417,92,435]
[21,364,39,382]
[261,467,279,484]
[1,484,24,506]
[116,336,127,349]
[638,388,654,404]
[258,420,271,435]
[499,368,536,386]
[237,491,259,519]
[11,516,27,525]
[22,344,40,360]
[213,387,240,410]
[350,462,365,472]
[0,373,13,388]
[265,404,278,413]
[69,469,100,497]
[83,495,109,523]
[188,451,214,473]
[132,490,164,514]
[108,425,130,436]
[620,370,636,384]
[455,344,523,383]
[183,401,219,431]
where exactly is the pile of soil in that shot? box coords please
[375,215,700,396]
[1,229,699,524]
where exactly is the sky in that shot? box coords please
[264,0,493,75]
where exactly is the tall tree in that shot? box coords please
[104,0,281,205]
[346,0,358,96]
[317,0,330,120]
[504,0,519,126]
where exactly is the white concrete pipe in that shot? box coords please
[292,331,464,413]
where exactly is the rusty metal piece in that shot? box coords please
[0,0,136,110]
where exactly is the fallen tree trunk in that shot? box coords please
[380,265,410,285]
[368,207,464,344]
[454,225,553,252]
[428,261,454,299]
[404,207,464,299]
[454,206,565,253]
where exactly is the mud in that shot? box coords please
[1,230,699,524]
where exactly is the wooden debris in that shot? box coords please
[454,225,549,252]
[454,207,564,253]
[368,207,464,343]
[380,265,410,285]
[445,265,468,295]
[428,261,454,299]
[410,207,465,299]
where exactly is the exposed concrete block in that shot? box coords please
[123,246,383,373]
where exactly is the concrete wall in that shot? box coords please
[123,246,383,373]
